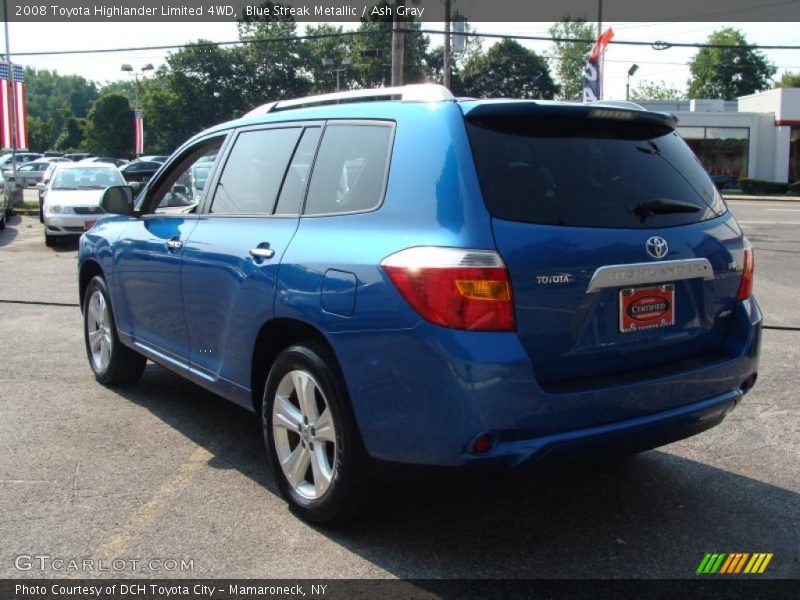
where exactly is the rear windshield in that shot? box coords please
[466,117,726,228]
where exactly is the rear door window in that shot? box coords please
[303,123,393,216]
[466,117,726,229]
[211,127,302,215]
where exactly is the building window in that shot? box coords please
[678,126,750,184]
[790,126,800,183]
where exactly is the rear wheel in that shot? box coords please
[0,210,5,230]
[83,275,146,385]
[262,343,368,523]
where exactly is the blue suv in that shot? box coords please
[79,85,761,522]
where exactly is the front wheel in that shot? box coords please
[83,275,146,385]
[263,343,368,524]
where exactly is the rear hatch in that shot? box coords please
[464,102,745,388]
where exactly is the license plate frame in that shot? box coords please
[619,284,675,333]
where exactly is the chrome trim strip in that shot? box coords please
[586,258,714,293]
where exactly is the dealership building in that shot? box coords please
[638,87,800,184]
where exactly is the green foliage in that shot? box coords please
[461,39,558,99]
[301,23,355,93]
[774,71,800,88]
[687,28,776,100]
[549,17,595,101]
[54,116,86,152]
[83,94,134,157]
[24,68,98,150]
[631,80,686,101]
[26,116,56,153]
[739,178,795,195]
[98,80,138,104]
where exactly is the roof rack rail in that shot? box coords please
[244,84,456,117]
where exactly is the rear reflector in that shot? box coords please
[381,247,515,331]
[737,242,754,300]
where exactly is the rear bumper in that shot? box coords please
[474,388,741,468]
[331,296,761,467]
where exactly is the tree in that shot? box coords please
[461,39,558,99]
[83,94,134,157]
[26,116,55,153]
[302,23,356,93]
[775,71,800,88]
[348,5,431,88]
[631,80,686,101]
[426,23,484,94]
[687,28,776,100]
[549,17,595,100]
[54,115,86,152]
[23,68,98,150]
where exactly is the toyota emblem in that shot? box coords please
[646,236,669,259]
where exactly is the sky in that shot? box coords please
[4,21,800,101]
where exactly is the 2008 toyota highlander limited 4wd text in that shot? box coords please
[78,84,760,523]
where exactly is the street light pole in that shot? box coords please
[322,57,352,92]
[121,63,153,158]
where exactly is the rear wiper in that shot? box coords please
[631,198,701,222]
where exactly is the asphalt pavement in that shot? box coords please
[0,194,798,580]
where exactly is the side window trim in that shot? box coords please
[198,120,325,217]
[300,119,396,218]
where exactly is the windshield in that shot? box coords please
[52,167,124,190]
[466,117,726,229]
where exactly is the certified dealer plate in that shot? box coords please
[620,284,675,333]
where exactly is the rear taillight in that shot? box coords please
[381,247,515,331]
[737,242,754,300]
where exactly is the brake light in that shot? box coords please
[737,243,754,300]
[381,247,515,331]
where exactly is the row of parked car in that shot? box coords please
[0,151,169,236]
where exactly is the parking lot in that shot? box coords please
[0,193,798,579]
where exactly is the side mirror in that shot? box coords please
[129,181,141,192]
[101,185,134,215]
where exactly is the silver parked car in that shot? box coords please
[42,163,125,247]
[13,160,54,187]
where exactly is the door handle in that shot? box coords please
[165,238,183,250]
[250,247,275,260]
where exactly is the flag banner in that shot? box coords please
[0,63,27,149]
[583,28,614,103]
[134,109,144,155]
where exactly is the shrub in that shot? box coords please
[739,178,791,195]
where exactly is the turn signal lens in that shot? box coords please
[382,247,515,331]
[737,243,754,301]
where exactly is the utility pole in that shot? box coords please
[391,0,404,86]
[443,0,451,89]
[3,0,19,202]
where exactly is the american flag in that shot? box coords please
[134,109,144,155]
[0,63,27,149]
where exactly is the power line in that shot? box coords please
[10,27,800,58]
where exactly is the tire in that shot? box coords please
[0,210,5,230]
[83,275,147,386]
[39,197,44,223]
[262,343,369,524]
[44,232,56,247]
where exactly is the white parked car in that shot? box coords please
[42,163,126,247]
